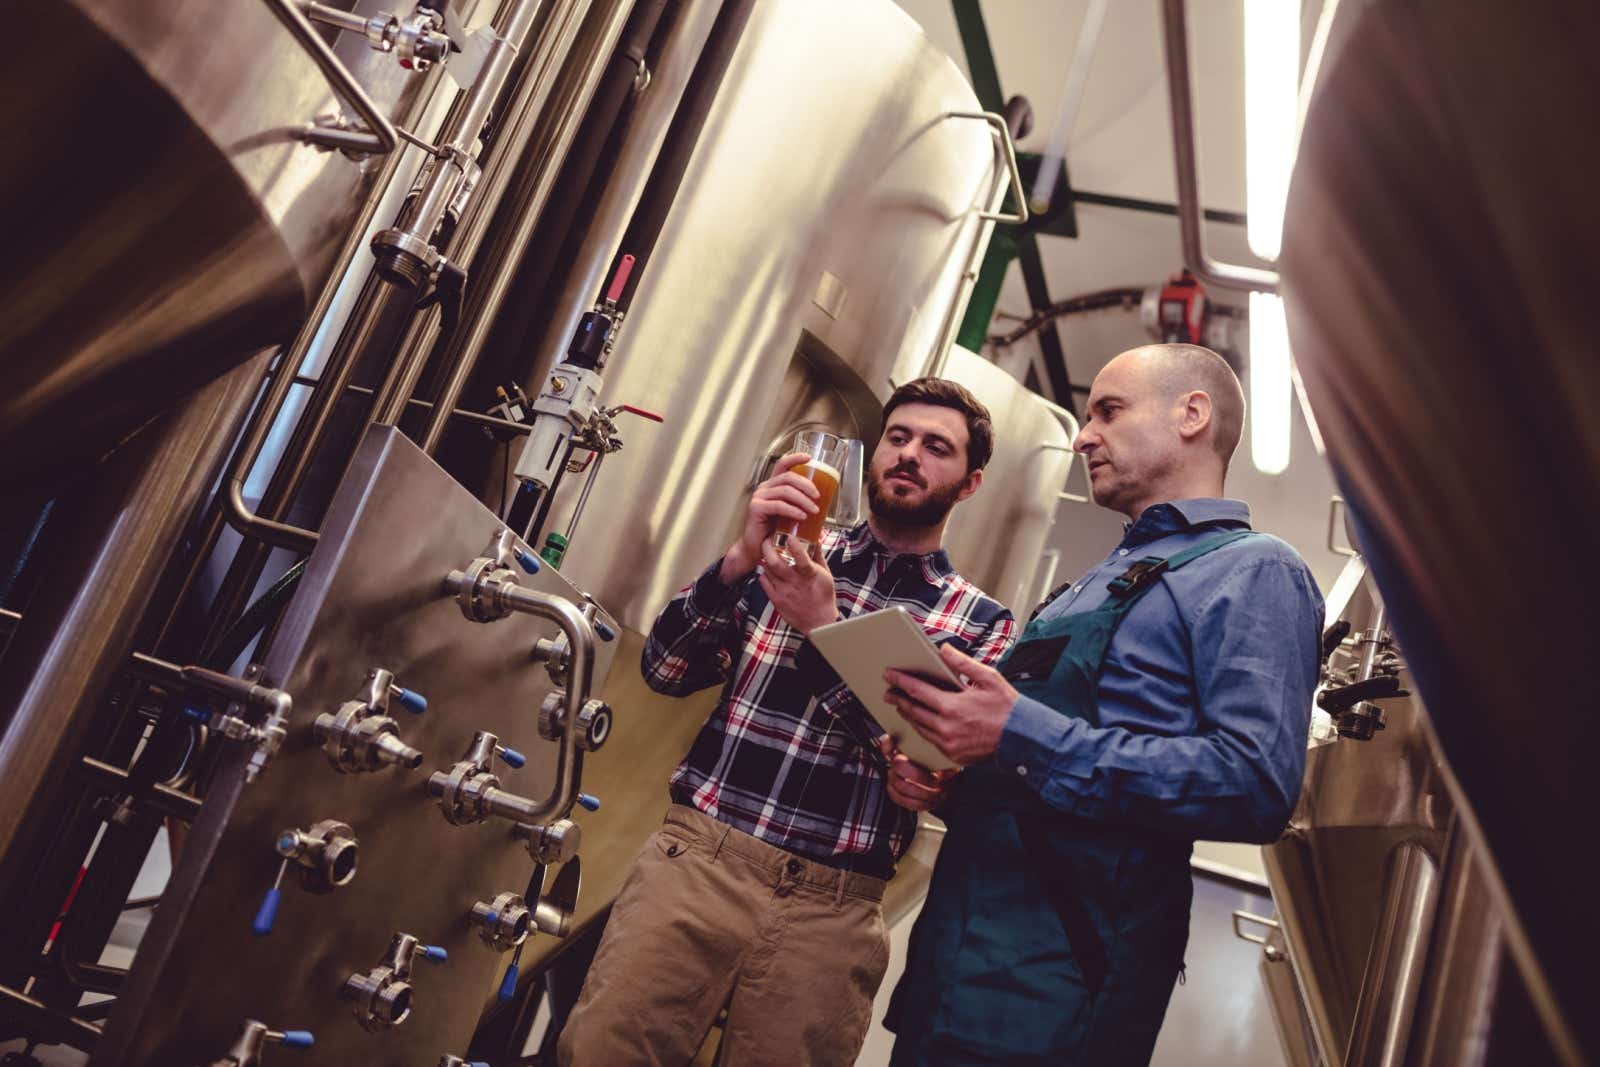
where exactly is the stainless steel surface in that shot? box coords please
[1280,0,1594,1058]
[0,0,443,478]
[1344,842,1439,1067]
[261,0,400,154]
[418,0,639,452]
[944,111,1029,225]
[1260,926,1325,1067]
[0,355,270,974]
[1402,829,1504,1067]
[103,429,617,1065]
[1159,0,1279,294]
[1263,562,1448,1066]
[545,0,999,630]
[939,349,1077,615]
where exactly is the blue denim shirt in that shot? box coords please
[994,499,1324,844]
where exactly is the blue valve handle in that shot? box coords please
[393,686,428,714]
[253,888,282,937]
[421,944,449,963]
[577,793,601,812]
[514,548,541,574]
[498,961,519,1002]
[593,618,616,642]
[277,1030,315,1048]
[181,705,211,725]
[497,745,527,769]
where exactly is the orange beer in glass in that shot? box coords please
[778,430,849,555]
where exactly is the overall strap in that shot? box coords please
[1105,530,1256,601]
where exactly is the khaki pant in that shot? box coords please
[558,805,890,1067]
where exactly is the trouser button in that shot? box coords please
[785,858,802,876]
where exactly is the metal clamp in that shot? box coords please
[946,111,1030,224]
[261,0,399,156]
[313,667,426,773]
[169,663,293,784]
[341,932,448,1031]
[252,820,359,936]
[1161,0,1278,293]
[1231,910,1284,961]
[470,891,532,951]
[426,730,530,826]
[513,818,581,866]
[208,1018,314,1066]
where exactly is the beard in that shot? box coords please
[867,465,966,526]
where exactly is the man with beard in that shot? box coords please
[558,378,1015,1066]
[879,344,1323,1065]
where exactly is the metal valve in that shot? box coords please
[341,932,449,1032]
[531,635,571,686]
[470,891,531,951]
[446,529,541,623]
[253,821,359,936]
[426,730,533,826]
[439,1057,491,1067]
[302,2,453,72]
[537,693,611,752]
[313,667,426,773]
[206,1019,314,1066]
[513,818,581,866]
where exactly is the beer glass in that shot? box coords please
[776,430,850,557]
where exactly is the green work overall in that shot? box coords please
[887,532,1255,1066]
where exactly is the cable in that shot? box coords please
[988,287,1146,347]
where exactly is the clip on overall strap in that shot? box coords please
[1106,530,1255,600]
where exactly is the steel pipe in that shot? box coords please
[1160,0,1279,293]
[1346,841,1441,1067]
[419,0,642,453]
[440,574,596,821]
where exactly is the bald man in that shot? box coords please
[880,345,1323,1066]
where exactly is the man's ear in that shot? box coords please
[1177,390,1213,444]
[957,468,983,502]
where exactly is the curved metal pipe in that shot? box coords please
[441,573,596,821]
[261,0,399,155]
[1160,0,1279,294]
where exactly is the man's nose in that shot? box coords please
[1073,425,1098,454]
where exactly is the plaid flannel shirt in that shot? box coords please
[641,521,1015,875]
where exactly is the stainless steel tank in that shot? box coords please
[1280,0,1596,1059]
[0,0,442,483]
[529,0,1068,956]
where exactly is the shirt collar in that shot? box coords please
[1121,498,1252,545]
[839,521,953,583]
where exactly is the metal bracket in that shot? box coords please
[1231,910,1284,961]
[946,111,1030,224]
[1327,495,1358,557]
[261,0,399,156]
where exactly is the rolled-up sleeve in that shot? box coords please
[994,557,1322,843]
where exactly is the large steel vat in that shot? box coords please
[0,0,440,484]
[1280,0,1598,1059]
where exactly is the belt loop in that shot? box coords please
[833,871,847,911]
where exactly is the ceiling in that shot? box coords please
[890,0,1348,591]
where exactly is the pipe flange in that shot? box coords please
[575,700,611,752]
[471,891,532,950]
[537,692,564,742]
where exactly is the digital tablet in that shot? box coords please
[807,606,964,770]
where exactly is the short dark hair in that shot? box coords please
[882,377,994,472]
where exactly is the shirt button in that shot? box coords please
[1073,584,1082,592]
[1118,548,1130,556]
[1016,765,1029,777]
